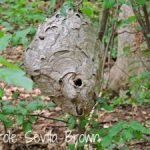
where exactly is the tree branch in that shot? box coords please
[28,114,68,124]
[142,4,150,33]
[98,8,109,41]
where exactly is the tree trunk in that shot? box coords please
[104,4,150,91]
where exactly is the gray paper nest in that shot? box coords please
[24,9,103,115]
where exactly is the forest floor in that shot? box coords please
[0,46,149,150]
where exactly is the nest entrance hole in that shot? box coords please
[74,78,82,87]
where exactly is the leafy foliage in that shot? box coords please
[72,113,150,149]
[112,70,150,106]
[0,34,12,51]
[0,0,46,49]
[0,56,33,90]
[0,0,149,149]
[0,96,57,133]
[0,0,47,134]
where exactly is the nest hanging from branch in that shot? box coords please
[24,9,103,115]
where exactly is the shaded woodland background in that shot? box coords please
[0,0,150,150]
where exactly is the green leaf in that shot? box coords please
[11,35,20,46]
[47,101,57,108]
[109,121,124,137]
[17,106,28,115]
[17,28,32,37]
[47,0,56,15]
[29,27,36,34]
[79,116,88,129]
[101,136,112,147]
[19,101,27,107]
[0,114,7,122]
[134,131,142,139]
[146,34,150,38]
[118,0,126,5]
[2,105,16,114]
[117,16,136,28]
[12,91,20,99]
[103,0,115,9]
[102,102,113,111]
[68,115,76,129]
[0,34,12,51]
[97,96,104,103]
[68,144,75,150]
[16,115,24,124]
[122,129,133,140]
[0,114,14,128]
[136,0,146,5]
[92,120,99,128]
[98,128,108,137]
[0,31,4,38]
[11,27,34,46]
[129,120,149,133]
[77,137,87,148]
[23,121,32,133]
[28,116,37,123]
[0,88,4,98]
[60,1,74,16]
[27,101,41,111]
[111,48,117,58]
[0,100,10,105]
[0,56,19,69]
[122,146,130,150]
[4,119,14,128]
[81,7,93,17]
[123,46,130,54]
[127,16,137,23]
[0,67,33,91]
[0,22,13,31]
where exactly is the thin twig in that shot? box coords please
[9,113,68,124]
[76,0,83,6]
[117,30,140,35]
[28,114,68,124]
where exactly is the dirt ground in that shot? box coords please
[0,46,149,150]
